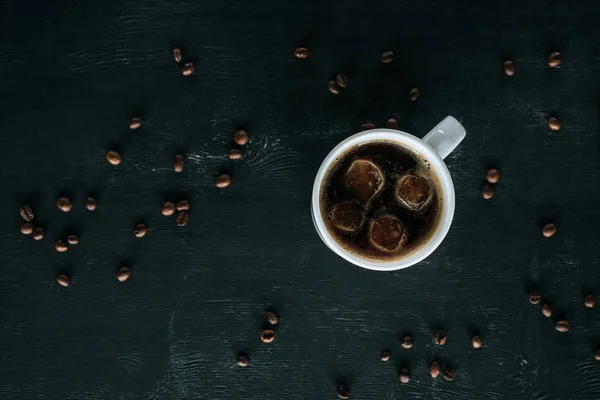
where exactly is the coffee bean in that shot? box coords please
[337,384,350,399]
[555,320,569,332]
[116,266,131,282]
[173,48,182,63]
[541,304,552,317]
[161,201,176,216]
[260,329,275,343]
[176,200,190,211]
[21,223,33,235]
[360,122,375,131]
[294,47,309,59]
[56,273,70,287]
[381,51,394,64]
[106,150,122,166]
[134,223,148,238]
[542,223,557,238]
[503,60,515,76]
[173,154,185,172]
[266,311,278,325]
[380,350,390,362]
[328,80,341,95]
[595,350,600,361]
[482,183,494,200]
[181,62,195,76]
[385,117,398,130]
[472,335,483,349]
[486,168,500,184]
[528,291,542,305]
[335,73,348,89]
[399,368,411,384]
[85,197,97,211]
[548,117,561,131]
[548,51,562,68]
[67,234,78,245]
[434,330,447,345]
[443,367,456,381]
[175,210,189,226]
[234,129,249,146]
[20,205,34,221]
[236,354,249,367]
[57,197,72,213]
[584,293,595,308]
[430,360,441,378]
[401,336,413,349]
[228,149,243,160]
[408,88,420,101]
[216,174,232,188]
[129,117,142,130]
[32,227,44,241]
[55,240,68,252]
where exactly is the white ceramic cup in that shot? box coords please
[311,116,466,271]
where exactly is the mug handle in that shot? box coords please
[422,116,466,159]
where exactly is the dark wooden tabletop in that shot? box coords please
[2,0,600,399]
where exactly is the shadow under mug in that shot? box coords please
[311,116,467,271]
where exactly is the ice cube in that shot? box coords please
[368,215,407,252]
[344,159,385,204]
[327,201,366,233]
[395,174,433,212]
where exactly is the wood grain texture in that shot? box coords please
[1,0,600,398]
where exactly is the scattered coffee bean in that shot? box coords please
[584,293,595,308]
[294,47,309,59]
[541,304,552,317]
[360,122,375,131]
[408,88,420,101]
[381,51,394,64]
[434,330,447,345]
[472,335,483,349]
[528,291,542,305]
[56,273,70,287]
[106,150,122,166]
[57,197,72,213]
[555,320,569,332]
[266,311,278,325]
[181,62,195,76]
[129,117,142,130]
[595,350,600,361]
[134,223,148,238]
[236,354,249,367]
[335,73,348,89]
[260,329,275,343]
[234,129,249,146]
[85,197,97,211]
[399,368,410,384]
[328,80,341,95]
[20,205,34,222]
[503,60,515,76]
[21,223,33,235]
[337,384,350,399]
[443,367,456,381]
[430,360,441,378]
[380,350,390,362]
[176,200,190,211]
[385,117,398,130]
[227,149,243,160]
[401,336,413,349]
[116,266,131,282]
[486,168,500,184]
[67,234,78,245]
[548,117,561,131]
[32,227,44,241]
[173,154,185,172]
[548,51,562,68]
[175,210,189,226]
[161,201,176,216]
[482,183,494,200]
[55,240,68,253]
[216,174,232,188]
[173,48,182,63]
[542,223,557,238]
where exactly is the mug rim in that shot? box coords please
[311,128,455,271]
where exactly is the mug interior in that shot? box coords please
[311,129,455,271]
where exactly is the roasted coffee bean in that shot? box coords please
[175,210,189,226]
[21,223,33,235]
[328,80,341,95]
[56,273,70,287]
[260,329,275,343]
[85,197,97,211]
[173,48,182,63]
[228,149,243,160]
[385,117,398,130]
[129,117,142,130]
[236,354,249,367]
[430,360,441,378]
[55,240,68,253]
[116,266,131,282]
[181,62,195,76]
[399,368,411,384]
[294,47,309,59]
[161,201,176,216]
[266,311,278,325]
[548,51,562,68]
[472,335,483,349]
[173,154,185,172]
[176,200,190,211]
[548,117,561,131]
[57,197,73,213]
[595,350,600,361]
[335,73,348,89]
[482,183,494,200]
[401,336,413,349]
[234,129,249,146]
[443,368,456,381]
[106,150,122,166]
[360,122,375,131]
[134,224,148,238]
[541,304,552,317]
[20,205,34,221]
[585,294,596,308]
[381,51,394,64]
[67,234,78,245]
[408,88,420,101]
[434,330,447,345]
[555,320,569,332]
[504,60,515,76]
[32,227,44,240]
[380,350,390,362]
[216,174,232,188]
[542,223,557,238]
[528,291,542,305]
[337,384,350,399]
[486,168,500,184]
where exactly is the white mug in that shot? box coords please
[311,116,466,271]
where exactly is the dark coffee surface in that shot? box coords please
[2,0,600,399]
